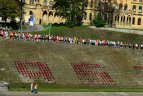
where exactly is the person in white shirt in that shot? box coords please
[34,84,38,94]
[30,83,34,93]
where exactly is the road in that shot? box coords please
[1,91,143,96]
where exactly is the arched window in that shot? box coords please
[29,11,33,15]
[43,0,47,6]
[43,10,47,16]
[119,3,123,10]
[30,0,34,4]
[139,6,142,13]
[123,16,125,22]
[138,18,141,25]
[126,17,129,22]
[89,13,92,20]
[104,14,107,21]
[83,12,87,20]
[49,11,53,16]
[124,4,128,11]
[117,15,120,22]
[132,17,135,24]
[121,16,123,22]
[90,0,93,8]
[129,16,131,23]
[115,15,117,21]
[132,5,136,12]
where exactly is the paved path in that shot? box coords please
[0,81,9,92]
[89,26,143,35]
[1,91,143,96]
[22,24,45,32]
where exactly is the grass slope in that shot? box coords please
[31,25,143,43]
[0,39,143,91]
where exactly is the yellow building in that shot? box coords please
[23,0,65,24]
[23,0,143,30]
[115,0,143,29]
[23,0,96,25]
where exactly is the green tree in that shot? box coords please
[93,15,105,27]
[53,0,84,27]
[93,0,118,27]
[0,0,20,27]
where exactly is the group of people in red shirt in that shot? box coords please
[0,29,143,50]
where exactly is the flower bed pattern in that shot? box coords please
[14,60,55,82]
[71,63,114,85]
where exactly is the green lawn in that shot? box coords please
[9,83,143,92]
[0,39,143,91]
[30,25,143,43]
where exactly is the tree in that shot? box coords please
[93,15,105,27]
[53,0,84,27]
[0,0,20,27]
[93,0,118,27]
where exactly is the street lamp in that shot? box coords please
[48,1,53,35]
[19,0,25,33]
[48,23,52,35]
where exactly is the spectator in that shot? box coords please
[30,83,34,93]
[34,83,38,94]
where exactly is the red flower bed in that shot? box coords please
[133,66,143,70]
[14,60,55,82]
[71,63,114,85]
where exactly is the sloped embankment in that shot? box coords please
[0,39,143,88]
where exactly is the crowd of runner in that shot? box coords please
[0,29,143,50]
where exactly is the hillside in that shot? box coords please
[0,39,143,90]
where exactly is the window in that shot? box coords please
[49,11,53,16]
[119,3,123,10]
[89,13,92,20]
[115,15,117,21]
[138,18,141,25]
[126,17,128,22]
[90,0,93,8]
[121,16,123,22]
[123,16,125,22]
[117,15,120,22]
[124,4,128,10]
[115,14,119,22]
[29,11,33,15]
[30,0,34,4]
[129,16,131,23]
[132,17,135,24]
[43,0,47,6]
[132,5,136,12]
[84,0,88,7]
[83,12,87,20]
[139,6,142,13]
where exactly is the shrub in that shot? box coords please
[65,20,75,28]
[93,16,105,27]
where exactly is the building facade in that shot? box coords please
[23,0,65,24]
[23,0,143,30]
[115,0,143,29]
[23,0,96,25]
